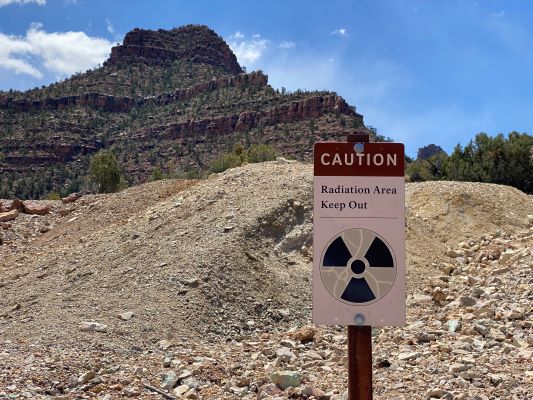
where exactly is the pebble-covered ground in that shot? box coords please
[1,161,532,399]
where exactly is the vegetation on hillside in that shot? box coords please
[0,62,360,200]
[210,143,280,173]
[1,61,230,100]
[407,132,533,194]
[0,25,366,200]
[89,151,122,193]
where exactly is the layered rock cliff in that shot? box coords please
[0,71,268,113]
[123,94,358,141]
[105,25,243,75]
[0,25,365,199]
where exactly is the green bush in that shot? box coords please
[210,152,243,173]
[408,132,533,193]
[406,152,448,182]
[185,169,201,179]
[45,191,61,200]
[247,144,279,163]
[209,143,280,173]
[89,150,122,193]
[150,168,165,181]
[444,132,533,193]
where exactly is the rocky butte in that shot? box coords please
[0,24,365,199]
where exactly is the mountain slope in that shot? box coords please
[0,24,364,199]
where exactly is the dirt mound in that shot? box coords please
[2,162,532,350]
[1,161,532,398]
[405,180,532,274]
[0,161,314,349]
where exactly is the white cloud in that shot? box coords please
[0,0,45,6]
[106,18,115,35]
[0,31,43,78]
[228,31,270,66]
[279,40,296,49]
[491,10,505,17]
[331,28,348,37]
[0,23,113,78]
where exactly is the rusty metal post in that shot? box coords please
[346,131,372,400]
[347,326,372,399]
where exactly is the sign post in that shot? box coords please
[313,132,405,399]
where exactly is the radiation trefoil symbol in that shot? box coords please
[319,228,396,305]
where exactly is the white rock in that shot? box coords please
[398,352,422,361]
[79,321,108,333]
[173,384,189,396]
[77,370,95,384]
[118,311,134,321]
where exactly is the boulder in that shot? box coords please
[446,249,463,258]
[426,388,453,400]
[61,193,82,204]
[398,351,422,361]
[431,289,447,303]
[302,386,327,399]
[23,202,50,215]
[447,319,462,333]
[0,209,19,222]
[271,370,301,389]
[160,371,178,390]
[78,370,96,384]
[459,296,477,307]
[9,198,24,212]
[118,311,134,321]
[173,385,189,396]
[257,383,282,399]
[292,325,316,342]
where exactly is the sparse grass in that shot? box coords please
[210,143,280,173]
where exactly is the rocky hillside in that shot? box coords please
[0,162,532,398]
[0,24,364,199]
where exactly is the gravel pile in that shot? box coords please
[1,160,532,399]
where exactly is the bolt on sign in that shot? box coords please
[313,141,406,326]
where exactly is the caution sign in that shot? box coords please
[313,141,405,326]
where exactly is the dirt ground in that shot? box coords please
[1,160,532,399]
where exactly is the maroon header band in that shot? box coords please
[314,142,405,176]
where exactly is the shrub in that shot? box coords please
[247,144,279,163]
[444,132,533,193]
[45,191,61,200]
[150,168,164,181]
[209,143,280,173]
[89,150,121,193]
[185,169,201,179]
[210,152,243,173]
[408,132,533,193]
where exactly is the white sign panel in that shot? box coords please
[313,142,405,326]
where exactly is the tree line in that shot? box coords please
[2,132,531,199]
[406,132,533,194]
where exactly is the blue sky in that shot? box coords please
[1,0,532,156]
